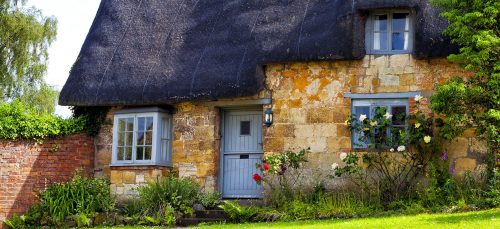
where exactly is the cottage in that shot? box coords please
[60,0,485,199]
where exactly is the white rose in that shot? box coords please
[383,112,393,120]
[340,152,348,161]
[390,148,394,152]
[415,95,423,102]
[359,114,367,122]
[397,145,406,152]
[424,136,431,144]
[331,163,339,170]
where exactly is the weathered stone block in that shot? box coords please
[122,171,136,184]
[454,158,477,174]
[110,170,123,184]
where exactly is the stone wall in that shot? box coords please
[97,54,486,198]
[0,134,94,225]
[264,54,485,180]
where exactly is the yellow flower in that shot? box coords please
[424,136,431,144]
[370,120,378,126]
[363,127,370,131]
[345,119,350,126]
[415,123,421,128]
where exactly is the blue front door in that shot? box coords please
[222,110,263,198]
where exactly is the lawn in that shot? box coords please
[199,208,500,229]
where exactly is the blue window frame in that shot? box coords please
[366,10,412,54]
[351,99,409,148]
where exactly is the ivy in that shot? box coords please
[0,100,85,140]
[71,106,110,137]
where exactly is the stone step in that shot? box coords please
[193,210,228,219]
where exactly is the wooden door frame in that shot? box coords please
[218,106,263,199]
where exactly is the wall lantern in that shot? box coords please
[264,108,273,127]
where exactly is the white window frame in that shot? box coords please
[351,98,410,149]
[365,10,413,54]
[111,108,172,167]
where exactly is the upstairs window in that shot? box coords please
[366,10,412,54]
[112,108,172,166]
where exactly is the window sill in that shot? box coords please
[110,162,172,169]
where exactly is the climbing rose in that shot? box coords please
[397,145,406,152]
[390,148,395,152]
[415,95,423,102]
[415,123,421,128]
[370,120,378,126]
[359,114,367,122]
[331,163,339,170]
[252,173,262,182]
[340,152,348,161]
[383,112,393,120]
[424,136,431,144]
[263,163,269,171]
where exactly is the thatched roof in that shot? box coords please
[59,0,455,106]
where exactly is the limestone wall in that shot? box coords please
[264,54,485,178]
[95,54,486,198]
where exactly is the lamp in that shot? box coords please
[264,108,273,127]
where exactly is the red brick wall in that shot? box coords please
[0,134,94,226]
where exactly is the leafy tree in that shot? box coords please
[0,0,57,112]
[430,0,499,169]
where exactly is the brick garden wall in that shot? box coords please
[0,134,94,225]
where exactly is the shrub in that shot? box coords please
[137,176,200,216]
[38,174,115,223]
[0,100,85,140]
[218,200,259,223]
[199,192,222,209]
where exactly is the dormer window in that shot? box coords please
[366,10,412,54]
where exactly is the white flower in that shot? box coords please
[397,145,406,152]
[383,112,393,120]
[415,123,421,128]
[359,114,367,122]
[390,148,395,152]
[415,95,424,102]
[370,120,378,126]
[331,163,339,170]
[424,136,431,144]
[340,152,348,161]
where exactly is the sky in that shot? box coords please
[28,0,101,117]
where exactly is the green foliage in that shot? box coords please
[17,83,59,115]
[0,100,85,140]
[430,0,500,171]
[38,174,115,223]
[255,149,308,207]
[199,192,222,209]
[0,0,57,100]
[137,176,200,216]
[334,98,442,204]
[218,200,259,223]
[71,106,110,137]
[75,213,91,227]
[3,214,26,229]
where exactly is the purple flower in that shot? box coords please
[441,151,447,161]
[449,164,455,174]
[279,164,287,172]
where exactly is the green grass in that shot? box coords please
[199,208,500,229]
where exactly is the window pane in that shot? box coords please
[144,146,152,160]
[118,132,125,146]
[373,106,388,118]
[126,132,133,146]
[392,13,409,31]
[146,117,154,131]
[125,147,132,160]
[136,147,144,160]
[392,106,407,125]
[117,147,124,160]
[240,121,251,135]
[374,15,387,31]
[125,118,134,131]
[373,32,388,50]
[138,117,145,131]
[354,106,370,120]
[145,131,153,145]
[137,131,145,145]
[392,32,405,50]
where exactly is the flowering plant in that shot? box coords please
[333,95,445,203]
